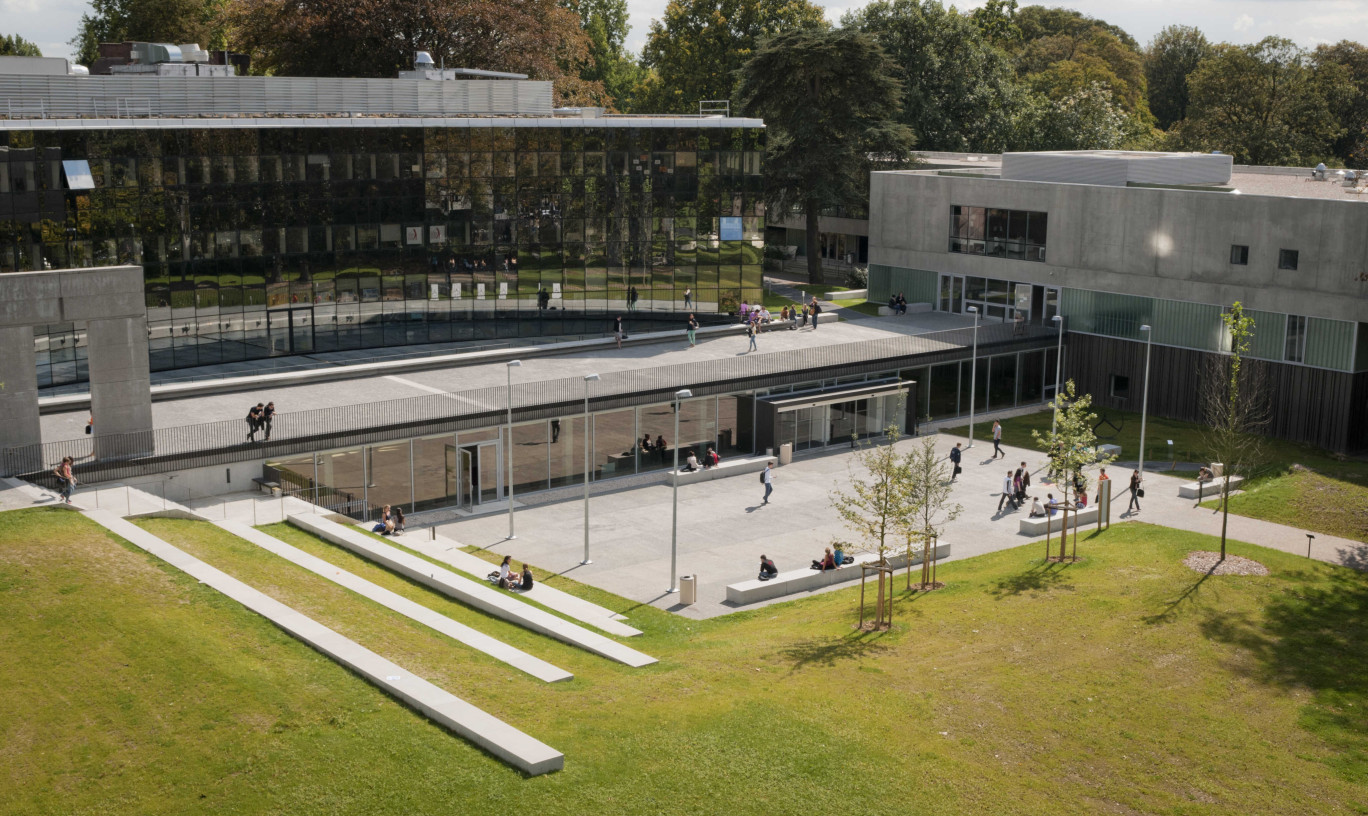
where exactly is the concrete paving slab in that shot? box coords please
[290,514,656,668]
[80,508,564,776]
[216,519,573,683]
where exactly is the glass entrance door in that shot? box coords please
[478,440,501,504]
[456,446,474,512]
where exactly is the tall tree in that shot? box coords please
[904,436,961,591]
[1179,37,1342,166]
[739,26,915,284]
[1032,380,1114,562]
[1144,25,1212,130]
[227,0,604,105]
[1201,303,1270,561]
[843,0,1021,152]
[638,0,826,114]
[1015,82,1128,151]
[968,0,1018,47]
[561,0,646,111]
[1314,41,1368,165]
[71,0,227,68]
[0,34,43,57]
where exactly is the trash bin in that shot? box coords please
[779,442,793,466]
[679,575,697,605]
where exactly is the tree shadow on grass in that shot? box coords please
[1142,563,1219,626]
[989,561,1075,599]
[776,630,890,674]
[1199,566,1368,782]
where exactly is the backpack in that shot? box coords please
[759,470,767,484]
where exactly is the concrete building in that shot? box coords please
[0,55,765,389]
[867,150,1368,452]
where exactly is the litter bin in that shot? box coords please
[678,575,697,605]
[779,442,793,466]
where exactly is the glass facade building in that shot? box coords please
[0,120,766,387]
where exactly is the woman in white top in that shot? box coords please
[684,451,701,472]
[497,555,514,588]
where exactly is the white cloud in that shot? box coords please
[1233,13,1255,31]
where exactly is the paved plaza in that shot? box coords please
[436,431,1368,619]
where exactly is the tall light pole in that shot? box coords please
[1138,325,1153,477]
[1050,314,1064,436]
[668,388,692,594]
[505,360,522,540]
[966,306,979,446]
[581,373,600,565]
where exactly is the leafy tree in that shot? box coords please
[0,34,43,57]
[1032,380,1112,562]
[968,0,1018,47]
[71,0,228,68]
[739,26,915,284]
[1314,41,1368,165]
[638,0,826,114]
[227,0,604,105]
[903,436,961,591]
[1012,6,1138,52]
[1144,25,1212,130]
[1016,82,1128,151]
[561,0,646,111]
[1201,303,1270,561]
[1179,37,1342,166]
[843,0,1021,152]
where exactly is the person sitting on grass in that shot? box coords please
[390,507,405,535]
[759,555,778,580]
[811,547,836,571]
[514,564,534,592]
[372,505,392,534]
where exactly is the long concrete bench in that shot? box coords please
[1178,475,1246,499]
[291,514,656,668]
[82,508,563,775]
[1018,505,1099,536]
[726,544,951,605]
[669,455,771,487]
[217,520,572,683]
[357,523,642,639]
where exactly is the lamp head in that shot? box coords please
[1140,324,1152,332]
[676,388,693,399]
[966,306,978,313]
[507,360,522,368]
[584,373,600,382]
[1052,315,1063,323]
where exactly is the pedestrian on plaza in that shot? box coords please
[1012,468,1024,503]
[800,304,809,329]
[747,320,758,352]
[761,461,775,504]
[949,443,962,482]
[991,419,1003,459]
[684,287,692,308]
[628,286,639,312]
[262,401,276,441]
[85,414,94,436]
[613,315,625,348]
[246,403,264,442]
[687,313,699,347]
[998,470,1016,512]
[809,297,821,330]
[1128,469,1143,514]
[53,456,77,504]
[1019,461,1032,498]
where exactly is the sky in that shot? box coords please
[3,0,1364,64]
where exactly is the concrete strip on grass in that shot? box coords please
[81,508,564,775]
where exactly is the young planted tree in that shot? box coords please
[830,419,914,628]
[903,436,961,590]
[1201,302,1270,561]
[1032,380,1113,561]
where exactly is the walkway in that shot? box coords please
[764,277,878,323]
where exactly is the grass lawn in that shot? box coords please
[946,409,1368,542]
[832,298,881,316]
[4,508,1368,812]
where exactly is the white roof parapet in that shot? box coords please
[1001,150,1233,187]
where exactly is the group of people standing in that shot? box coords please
[244,401,276,443]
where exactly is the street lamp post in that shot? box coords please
[1050,314,1064,436]
[1138,325,1153,477]
[505,360,522,540]
[581,373,600,565]
[966,306,979,447]
[668,388,692,593]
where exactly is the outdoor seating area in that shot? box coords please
[670,455,771,486]
[1178,475,1246,499]
[1019,504,1100,536]
[725,544,951,605]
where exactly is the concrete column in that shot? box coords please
[0,326,41,474]
[87,316,154,460]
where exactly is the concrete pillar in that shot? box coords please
[0,326,41,474]
[87,316,154,460]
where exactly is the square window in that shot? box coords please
[1110,374,1130,399]
[1230,244,1248,265]
[1278,249,1299,270]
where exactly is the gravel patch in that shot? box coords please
[1183,551,1269,576]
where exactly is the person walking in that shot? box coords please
[747,320,758,352]
[1019,461,1032,498]
[628,286,638,312]
[687,313,699,347]
[809,297,821,331]
[262,401,276,441]
[613,315,625,348]
[949,442,962,482]
[800,305,809,329]
[53,456,77,504]
[1127,469,1143,514]
[683,287,692,308]
[761,461,775,504]
[246,403,264,442]
[998,470,1016,512]
[991,420,1003,459]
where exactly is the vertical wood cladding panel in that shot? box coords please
[1064,332,1358,453]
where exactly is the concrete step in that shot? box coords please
[216,520,572,683]
[80,508,562,776]
[292,514,656,668]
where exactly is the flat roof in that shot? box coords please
[0,116,765,131]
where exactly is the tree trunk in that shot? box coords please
[1219,473,1230,561]
[805,199,822,285]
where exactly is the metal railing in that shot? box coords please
[9,322,1056,484]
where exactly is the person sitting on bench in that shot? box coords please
[705,448,720,468]
[1029,496,1046,517]
[1197,465,1215,484]
[1046,494,1058,516]
[495,555,515,588]
[758,554,778,580]
[372,505,393,534]
[683,450,700,472]
[390,507,405,535]
[811,547,836,571]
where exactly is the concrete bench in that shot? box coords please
[1019,505,1099,536]
[1178,475,1245,499]
[670,456,771,486]
[877,303,932,316]
[726,543,951,605]
[825,288,868,300]
[1095,444,1121,461]
[251,477,280,495]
